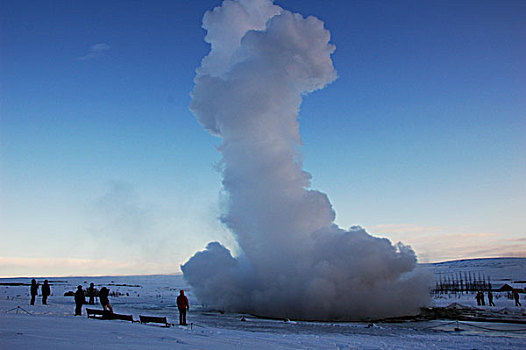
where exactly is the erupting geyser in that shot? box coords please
[182,0,430,321]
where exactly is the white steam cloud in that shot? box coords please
[183,0,430,321]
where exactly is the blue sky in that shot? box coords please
[1,0,525,277]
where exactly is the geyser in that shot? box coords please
[183,0,430,321]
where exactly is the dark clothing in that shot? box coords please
[74,288,86,316]
[98,287,113,312]
[74,289,86,304]
[30,283,38,296]
[476,291,485,306]
[99,288,109,307]
[75,304,83,316]
[30,281,39,305]
[42,283,50,296]
[87,285,96,305]
[42,282,51,305]
[488,292,495,306]
[178,307,187,325]
[513,291,522,306]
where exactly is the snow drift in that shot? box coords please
[182,0,430,321]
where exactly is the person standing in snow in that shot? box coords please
[42,280,51,305]
[87,283,96,305]
[176,290,189,325]
[475,291,481,306]
[480,291,485,306]
[513,290,522,307]
[487,291,495,306]
[30,279,39,305]
[74,285,86,316]
[99,287,114,313]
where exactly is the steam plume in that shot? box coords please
[183,0,430,321]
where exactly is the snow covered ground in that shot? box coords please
[1,258,525,349]
[425,257,526,308]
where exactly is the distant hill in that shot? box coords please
[422,257,526,286]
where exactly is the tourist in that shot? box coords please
[87,283,96,305]
[99,287,114,313]
[176,290,189,325]
[74,285,86,316]
[487,291,495,306]
[30,279,39,305]
[513,290,522,307]
[42,280,51,305]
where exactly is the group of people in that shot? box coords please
[29,279,190,325]
[75,287,189,325]
[29,279,113,316]
[30,277,523,325]
[29,279,191,325]
[74,286,189,325]
[74,284,114,316]
[475,290,495,306]
[30,279,50,305]
[476,289,522,307]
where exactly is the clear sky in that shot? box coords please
[1,0,525,277]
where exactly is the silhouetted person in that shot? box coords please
[513,290,522,306]
[176,290,189,325]
[488,291,495,306]
[74,285,86,316]
[30,279,39,305]
[475,291,481,306]
[87,283,96,305]
[41,280,51,305]
[99,287,114,313]
[480,291,485,306]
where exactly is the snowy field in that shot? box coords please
[1,258,525,349]
[426,257,526,308]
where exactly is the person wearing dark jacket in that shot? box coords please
[30,279,39,305]
[99,287,114,313]
[42,280,51,305]
[74,285,86,316]
[87,283,96,305]
[513,290,522,306]
[176,290,189,325]
[488,291,495,306]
